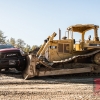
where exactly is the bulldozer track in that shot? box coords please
[53,49,100,64]
[35,49,100,78]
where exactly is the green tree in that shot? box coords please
[39,45,42,48]
[0,30,6,43]
[24,44,31,53]
[31,45,38,50]
[9,37,16,46]
[16,39,26,50]
[6,39,10,44]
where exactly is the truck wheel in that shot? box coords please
[94,53,100,65]
[5,68,9,71]
[16,66,26,71]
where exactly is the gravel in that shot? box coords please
[0,69,100,100]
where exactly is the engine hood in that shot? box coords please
[0,48,20,52]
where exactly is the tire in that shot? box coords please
[16,66,26,71]
[5,68,9,71]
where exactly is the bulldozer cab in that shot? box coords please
[67,24,100,51]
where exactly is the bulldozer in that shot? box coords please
[23,24,100,79]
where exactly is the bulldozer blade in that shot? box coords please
[22,54,38,79]
[34,63,99,77]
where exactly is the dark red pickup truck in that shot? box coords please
[0,44,27,71]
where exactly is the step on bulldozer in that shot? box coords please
[23,24,100,79]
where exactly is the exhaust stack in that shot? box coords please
[59,28,61,40]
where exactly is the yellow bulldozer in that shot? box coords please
[23,24,100,79]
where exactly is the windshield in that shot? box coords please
[0,44,14,49]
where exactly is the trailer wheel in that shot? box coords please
[94,53,100,65]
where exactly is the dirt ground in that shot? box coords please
[0,69,100,100]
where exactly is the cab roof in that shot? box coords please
[67,24,99,33]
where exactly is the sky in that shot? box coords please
[0,0,100,47]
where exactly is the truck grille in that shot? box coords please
[0,53,19,59]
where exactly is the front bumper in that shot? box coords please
[0,56,26,69]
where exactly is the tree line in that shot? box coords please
[0,30,40,53]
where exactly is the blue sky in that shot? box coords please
[0,0,100,47]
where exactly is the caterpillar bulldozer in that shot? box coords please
[23,24,100,79]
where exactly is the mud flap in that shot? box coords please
[22,54,38,79]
